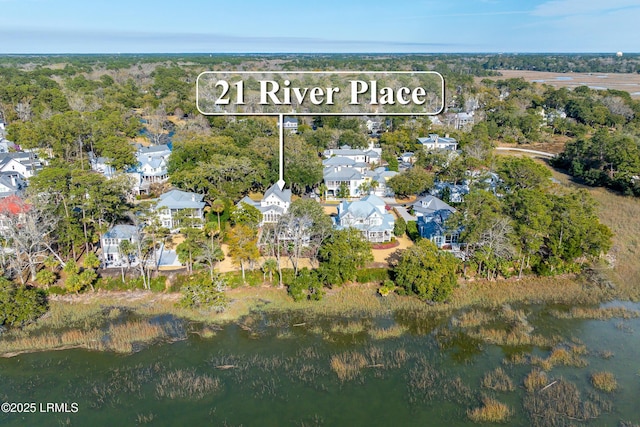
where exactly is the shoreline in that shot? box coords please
[1,272,630,358]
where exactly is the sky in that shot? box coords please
[0,0,638,54]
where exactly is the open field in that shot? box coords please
[478,70,640,97]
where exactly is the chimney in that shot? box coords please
[445,133,449,138]
[10,175,16,187]
[191,194,195,201]
[148,156,151,162]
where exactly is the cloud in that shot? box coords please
[532,0,640,17]
[0,28,468,54]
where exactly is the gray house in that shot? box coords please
[101,224,138,266]
[156,189,206,232]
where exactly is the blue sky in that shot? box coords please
[1,0,638,53]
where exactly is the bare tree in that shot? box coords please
[0,196,65,283]
[145,104,168,145]
[15,98,32,122]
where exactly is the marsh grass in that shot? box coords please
[529,343,589,370]
[330,320,367,335]
[551,306,640,320]
[523,369,549,393]
[451,309,493,328]
[0,314,184,356]
[467,396,511,423]
[407,357,472,405]
[523,378,604,427]
[590,371,617,393]
[481,367,515,392]
[368,324,406,340]
[329,351,367,382]
[156,369,221,400]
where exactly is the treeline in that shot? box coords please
[449,157,612,279]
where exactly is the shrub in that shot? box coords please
[179,275,228,312]
[286,268,323,302]
[0,279,48,327]
[393,216,407,236]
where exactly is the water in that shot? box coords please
[1,303,640,426]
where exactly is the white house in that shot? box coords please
[238,183,292,226]
[282,117,298,133]
[0,152,43,179]
[336,195,395,243]
[156,189,206,232]
[417,134,458,151]
[136,144,170,185]
[101,224,138,266]
[0,172,26,199]
[323,166,365,198]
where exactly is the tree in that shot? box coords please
[394,240,459,302]
[1,196,66,283]
[0,278,48,327]
[286,268,324,302]
[497,157,552,191]
[176,228,203,273]
[387,167,434,197]
[83,252,101,270]
[394,216,407,237]
[227,224,260,282]
[337,182,350,199]
[35,270,57,288]
[179,274,228,313]
[317,228,372,285]
[277,198,333,275]
[210,199,225,231]
[261,258,278,284]
[231,202,262,229]
[196,237,225,282]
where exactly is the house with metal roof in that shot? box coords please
[0,152,43,179]
[238,183,292,226]
[412,195,455,217]
[0,172,26,199]
[100,224,139,266]
[156,189,206,231]
[417,134,458,151]
[336,195,394,243]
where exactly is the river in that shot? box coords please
[1,302,639,426]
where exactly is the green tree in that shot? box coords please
[35,270,57,288]
[317,229,372,285]
[231,202,262,229]
[210,199,225,231]
[394,216,407,237]
[261,258,278,284]
[227,224,260,282]
[387,167,434,197]
[394,239,459,302]
[179,274,228,312]
[0,278,48,327]
[337,182,350,199]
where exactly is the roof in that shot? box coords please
[157,189,206,210]
[138,144,171,155]
[413,195,456,216]
[417,134,458,146]
[283,117,298,124]
[323,157,356,167]
[103,224,138,240]
[0,195,29,215]
[324,168,362,181]
[263,183,291,204]
[337,196,394,232]
[417,210,457,239]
